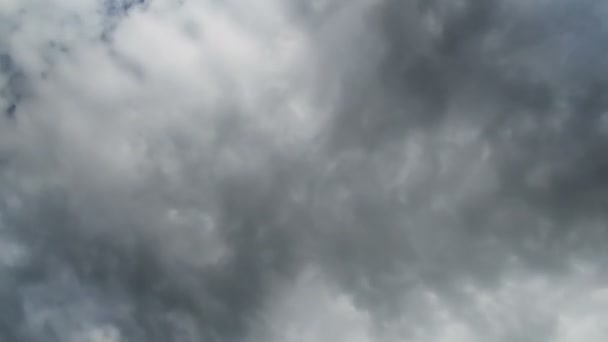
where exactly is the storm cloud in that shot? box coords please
[2,0,608,341]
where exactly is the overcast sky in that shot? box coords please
[2,0,608,341]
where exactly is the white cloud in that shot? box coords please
[260,268,373,342]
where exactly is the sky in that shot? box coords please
[1,0,608,341]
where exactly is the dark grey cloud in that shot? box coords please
[1,0,608,341]
[0,53,25,119]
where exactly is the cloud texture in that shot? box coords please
[2,0,608,341]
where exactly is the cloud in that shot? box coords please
[1,0,608,341]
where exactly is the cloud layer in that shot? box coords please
[2,0,608,341]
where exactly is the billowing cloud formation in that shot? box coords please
[1,0,608,341]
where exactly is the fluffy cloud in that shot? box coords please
[1,0,608,341]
